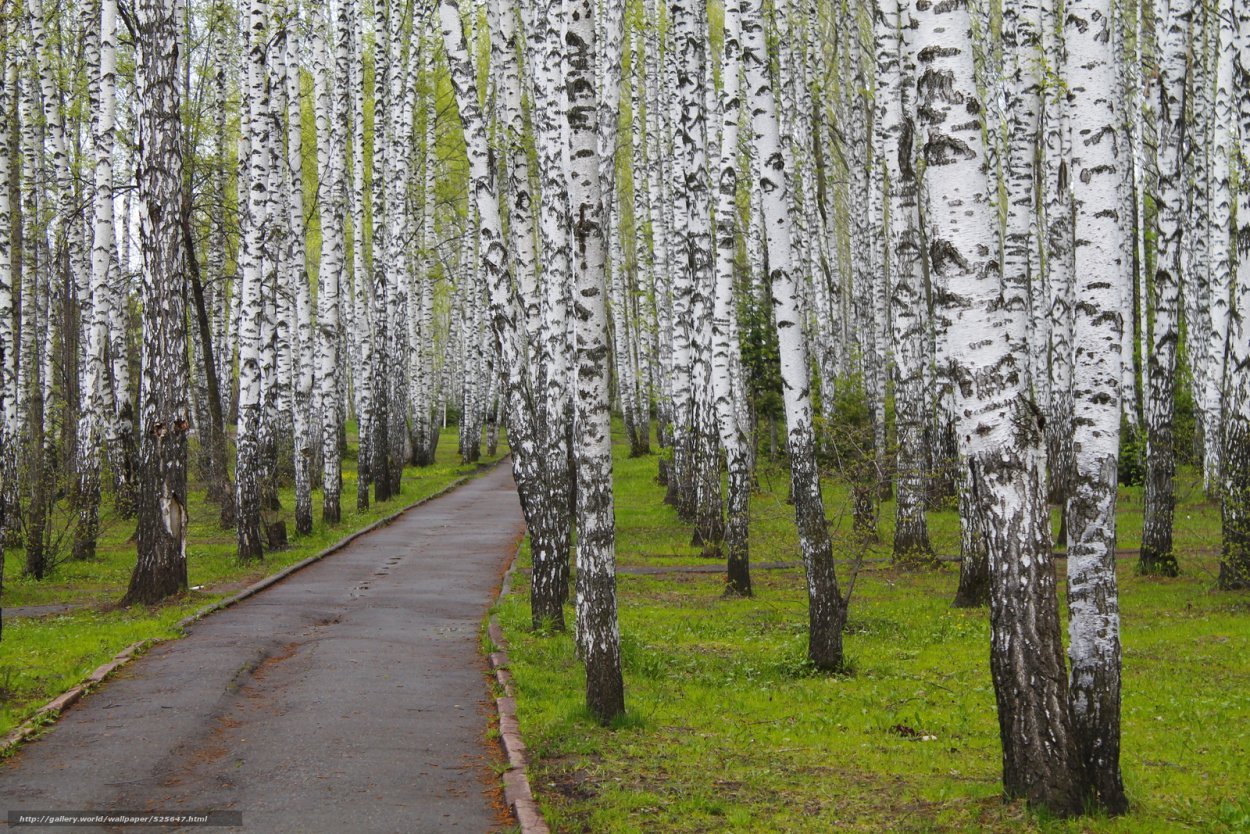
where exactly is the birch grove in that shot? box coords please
[0,0,1247,817]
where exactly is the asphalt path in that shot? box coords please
[0,461,526,834]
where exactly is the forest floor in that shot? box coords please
[0,454,524,832]
[494,432,1250,833]
[0,425,508,741]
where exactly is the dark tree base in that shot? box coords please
[265,517,288,551]
[1219,530,1250,590]
[952,554,990,608]
[121,565,187,608]
[1137,548,1179,577]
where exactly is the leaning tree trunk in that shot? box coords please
[1064,0,1129,813]
[1139,0,1192,577]
[911,0,1083,815]
[439,0,547,633]
[743,0,846,671]
[123,0,190,607]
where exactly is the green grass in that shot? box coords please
[0,425,507,739]
[494,431,1249,833]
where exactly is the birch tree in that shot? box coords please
[314,0,347,525]
[1140,0,1192,577]
[568,0,626,723]
[911,0,1083,814]
[234,0,271,562]
[1221,0,1250,591]
[71,0,118,561]
[123,0,191,606]
[528,0,575,629]
[0,35,15,547]
[881,0,933,565]
[711,0,753,596]
[1064,0,1129,812]
[743,0,847,670]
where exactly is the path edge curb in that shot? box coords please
[1,456,509,758]
[488,542,551,834]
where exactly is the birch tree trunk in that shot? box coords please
[1140,0,1192,577]
[72,0,117,562]
[1064,0,1129,812]
[528,0,574,630]
[0,46,16,547]
[1204,0,1237,494]
[568,0,625,724]
[439,0,548,633]
[911,0,1083,814]
[882,0,934,565]
[1220,0,1250,590]
[123,0,190,606]
[711,0,752,596]
[234,0,271,563]
[285,4,315,536]
[743,0,846,670]
[314,0,347,525]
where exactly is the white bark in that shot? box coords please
[1141,0,1192,576]
[1064,0,1129,811]
[314,0,347,523]
[712,0,751,594]
[911,0,1082,811]
[567,0,625,724]
[743,0,845,670]
[234,0,271,561]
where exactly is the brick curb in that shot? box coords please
[1,457,508,758]
[487,544,551,834]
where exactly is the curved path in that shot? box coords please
[1,462,525,834]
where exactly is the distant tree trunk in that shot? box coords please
[184,202,235,528]
[410,30,439,468]
[348,0,373,512]
[123,0,190,606]
[285,6,315,536]
[17,35,49,581]
[1204,0,1237,495]
[1140,0,1192,577]
[1042,0,1076,519]
[313,0,345,525]
[439,0,548,633]
[369,0,393,505]
[912,0,1083,815]
[1220,2,1250,591]
[711,0,751,596]
[1064,0,1129,813]
[0,48,15,550]
[72,0,117,563]
[881,0,933,566]
[743,0,846,670]
[664,0,706,523]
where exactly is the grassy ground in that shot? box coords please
[494,432,1250,833]
[0,425,507,740]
